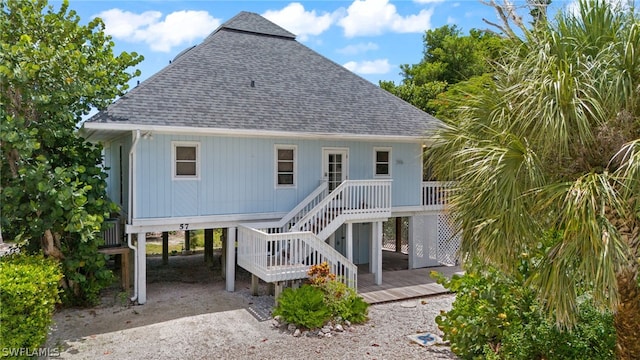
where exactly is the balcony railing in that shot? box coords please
[421,181,451,210]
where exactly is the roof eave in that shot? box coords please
[81,122,430,143]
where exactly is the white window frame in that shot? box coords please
[373,147,392,178]
[172,141,200,180]
[275,144,297,188]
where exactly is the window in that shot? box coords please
[173,142,199,179]
[374,148,391,177]
[275,145,296,187]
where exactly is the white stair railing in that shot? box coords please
[237,226,357,288]
[237,180,391,289]
[293,180,392,240]
[249,181,329,234]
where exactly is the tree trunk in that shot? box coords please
[614,218,640,360]
[42,229,64,259]
[615,266,640,359]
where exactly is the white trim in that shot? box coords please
[82,123,430,143]
[172,141,200,180]
[373,147,392,178]
[125,211,288,233]
[274,144,297,189]
[322,147,349,184]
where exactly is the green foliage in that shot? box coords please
[0,0,142,305]
[380,25,507,114]
[273,263,369,328]
[318,279,369,324]
[0,254,63,355]
[272,285,331,329]
[433,245,616,360]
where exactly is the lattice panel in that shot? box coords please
[437,213,460,266]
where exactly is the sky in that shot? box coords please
[60,0,575,86]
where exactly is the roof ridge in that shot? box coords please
[207,11,296,40]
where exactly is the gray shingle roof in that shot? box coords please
[85,11,440,138]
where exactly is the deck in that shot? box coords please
[356,250,463,304]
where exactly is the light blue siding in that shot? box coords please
[134,134,423,219]
[104,134,131,215]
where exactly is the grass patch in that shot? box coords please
[146,243,182,255]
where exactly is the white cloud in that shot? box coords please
[338,0,434,37]
[413,0,444,3]
[336,42,379,55]
[565,0,627,17]
[95,9,221,52]
[447,16,456,24]
[343,59,391,74]
[262,3,335,41]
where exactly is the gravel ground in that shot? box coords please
[46,253,458,360]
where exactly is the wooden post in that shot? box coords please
[204,229,214,263]
[274,281,284,301]
[162,231,169,265]
[221,228,227,279]
[184,230,191,252]
[226,227,236,292]
[395,217,402,253]
[251,274,259,296]
[137,232,147,304]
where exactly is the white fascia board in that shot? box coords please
[82,122,429,143]
[126,212,287,233]
[391,206,445,217]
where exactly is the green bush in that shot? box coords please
[59,232,114,306]
[319,278,369,324]
[0,254,63,355]
[272,285,331,329]
[274,263,369,329]
[433,258,616,360]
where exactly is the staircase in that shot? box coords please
[237,180,392,289]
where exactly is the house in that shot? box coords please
[80,11,457,304]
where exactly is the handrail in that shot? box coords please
[249,181,329,233]
[421,181,452,208]
[293,180,392,237]
[237,226,357,288]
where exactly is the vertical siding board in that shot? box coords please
[133,134,422,219]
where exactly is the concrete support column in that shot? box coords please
[408,216,415,269]
[226,227,236,292]
[346,222,353,262]
[137,232,147,304]
[374,221,383,285]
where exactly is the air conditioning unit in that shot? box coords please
[101,219,122,247]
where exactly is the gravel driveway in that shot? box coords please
[46,254,458,359]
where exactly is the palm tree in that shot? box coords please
[428,1,640,358]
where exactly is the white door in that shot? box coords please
[322,148,348,191]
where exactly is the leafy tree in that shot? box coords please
[380,25,506,114]
[0,0,143,304]
[428,1,640,358]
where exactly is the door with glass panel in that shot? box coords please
[322,148,348,192]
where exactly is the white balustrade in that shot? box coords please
[421,181,451,209]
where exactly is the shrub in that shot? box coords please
[317,277,369,324]
[0,254,63,354]
[59,233,114,306]
[273,262,369,329]
[433,257,616,360]
[272,285,330,329]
